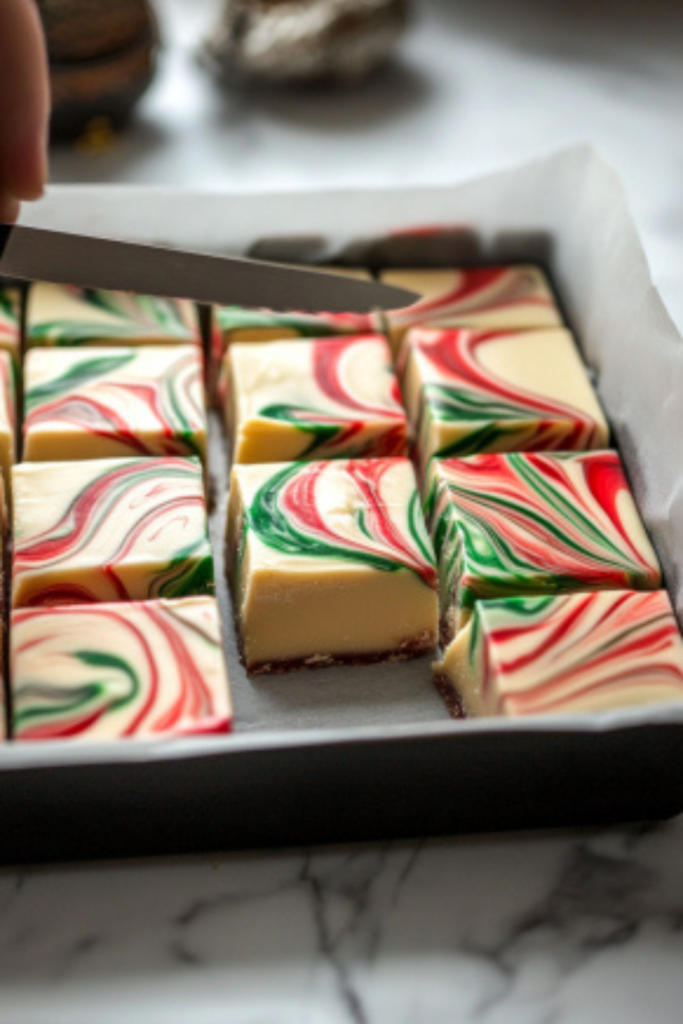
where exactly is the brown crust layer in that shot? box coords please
[243,631,436,676]
[432,670,466,720]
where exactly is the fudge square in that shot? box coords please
[401,326,609,469]
[380,265,563,348]
[0,285,21,364]
[227,457,438,673]
[433,590,683,719]
[0,350,16,496]
[11,597,232,741]
[26,283,201,347]
[210,270,378,395]
[23,346,207,462]
[12,456,214,607]
[223,335,408,464]
[426,451,662,645]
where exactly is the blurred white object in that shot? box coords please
[205,0,409,83]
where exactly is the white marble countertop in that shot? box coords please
[3,1,683,1020]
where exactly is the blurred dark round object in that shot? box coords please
[49,26,158,141]
[206,0,410,85]
[36,0,152,62]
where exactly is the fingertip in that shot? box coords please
[0,194,21,224]
[9,135,48,201]
[0,0,50,200]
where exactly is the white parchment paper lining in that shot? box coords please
[5,143,683,771]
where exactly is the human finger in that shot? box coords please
[0,0,50,204]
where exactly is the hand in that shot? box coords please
[0,0,49,223]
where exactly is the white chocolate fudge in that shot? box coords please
[381,265,563,347]
[12,457,214,608]
[23,346,207,462]
[401,327,609,471]
[26,283,201,347]
[210,269,378,399]
[223,334,408,464]
[0,350,16,498]
[11,597,232,740]
[426,452,661,645]
[227,457,438,673]
[434,591,683,718]
[0,286,21,364]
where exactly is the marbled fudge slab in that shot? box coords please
[0,351,17,497]
[11,597,232,740]
[23,346,207,462]
[401,326,609,470]
[227,457,438,673]
[210,295,377,400]
[26,284,200,348]
[426,452,661,644]
[12,457,213,607]
[433,591,683,718]
[0,286,21,363]
[223,335,407,464]
[381,265,563,348]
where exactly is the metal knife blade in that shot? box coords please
[0,223,418,314]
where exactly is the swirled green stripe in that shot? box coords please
[246,463,425,578]
[13,650,140,730]
[425,382,541,423]
[159,359,204,458]
[30,321,168,346]
[0,290,17,323]
[258,402,343,455]
[158,552,215,598]
[25,352,134,411]
[510,454,628,563]
[217,307,342,337]
[433,423,531,459]
[408,490,436,566]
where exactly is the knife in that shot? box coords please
[0,223,418,314]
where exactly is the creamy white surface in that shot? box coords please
[12,458,209,606]
[8,0,683,1019]
[229,459,437,664]
[23,346,206,460]
[230,337,401,424]
[11,598,232,740]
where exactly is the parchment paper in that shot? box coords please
[6,144,683,771]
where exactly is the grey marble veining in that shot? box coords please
[1,817,683,1022]
[6,0,683,1019]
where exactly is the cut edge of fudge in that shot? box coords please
[227,458,438,674]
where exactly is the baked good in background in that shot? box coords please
[35,0,158,140]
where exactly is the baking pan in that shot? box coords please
[4,145,683,863]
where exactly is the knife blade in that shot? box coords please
[0,223,418,314]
